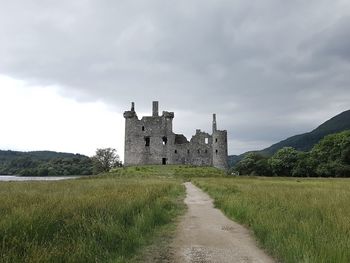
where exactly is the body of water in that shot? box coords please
[0,175,81,181]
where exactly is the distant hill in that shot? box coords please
[261,109,350,155]
[0,150,92,176]
[228,109,350,167]
[0,150,87,162]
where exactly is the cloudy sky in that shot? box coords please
[1,0,350,159]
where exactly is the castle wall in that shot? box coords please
[188,131,213,166]
[170,143,189,165]
[125,114,174,165]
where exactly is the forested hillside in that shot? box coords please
[0,150,92,176]
[234,130,350,177]
[229,110,350,167]
[261,109,350,155]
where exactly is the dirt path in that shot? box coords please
[170,182,274,263]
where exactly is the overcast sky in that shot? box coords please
[1,0,350,159]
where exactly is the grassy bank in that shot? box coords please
[193,177,350,263]
[0,176,185,262]
[107,165,226,179]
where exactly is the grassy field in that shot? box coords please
[193,177,350,263]
[0,174,185,262]
[108,165,226,179]
[2,165,349,263]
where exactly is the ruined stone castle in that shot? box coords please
[123,101,228,170]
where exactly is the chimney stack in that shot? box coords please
[131,102,135,112]
[152,101,159,117]
[212,113,217,133]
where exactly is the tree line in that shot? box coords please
[234,130,350,177]
[0,148,122,176]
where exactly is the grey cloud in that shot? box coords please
[0,0,350,154]
[312,16,350,62]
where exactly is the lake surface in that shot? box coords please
[0,176,81,182]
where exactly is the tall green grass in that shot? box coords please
[0,177,184,262]
[193,177,350,263]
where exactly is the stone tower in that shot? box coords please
[212,114,229,170]
[123,101,228,170]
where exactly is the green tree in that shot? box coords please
[269,147,301,176]
[37,166,49,176]
[254,158,272,176]
[235,152,271,175]
[92,148,121,174]
[311,130,350,177]
[311,130,350,162]
[291,152,317,177]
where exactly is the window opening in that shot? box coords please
[174,150,177,154]
[205,138,209,144]
[205,149,208,154]
[142,126,145,131]
[144,137,150,147]
[197,149,200,154]
[187,149,190,154]
[162,158,167,165]
[162,136,168,145]
[215,138,218,143]
[215,149,218,154]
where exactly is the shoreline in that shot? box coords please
[0,175,82,181]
